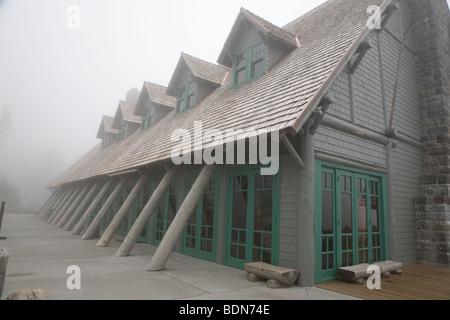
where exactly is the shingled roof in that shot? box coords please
[135,82,176,117]
[49,0,387,188]
[218,7,300,67]
[111,100,141,130]
[96,115,117,140]
[167,53,230,96]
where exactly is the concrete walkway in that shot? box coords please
[0,213,358,300]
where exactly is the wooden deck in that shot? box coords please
[317,264,450,300]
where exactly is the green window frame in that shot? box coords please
[153,179,179,246]
[141,103,154,130]
[176,81,197,114]
[101,136,108,149]
[233,42,266,88]
[314,161,389,284]
[118,120,128,142]
[182,172,220,262]
[224,166,280,270]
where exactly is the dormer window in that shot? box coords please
[251,43,265,78]
[118,120,128,142]
[141,103,155,130]
[176,81,197,114]
[233,42,266,87]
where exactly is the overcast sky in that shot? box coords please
[0,0,331,205]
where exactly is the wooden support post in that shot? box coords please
[63,182,101,231]
[297,120,315,287]
[57,184,91,228]
[115,166,181,256]
[39,189,64,220]
[0,247,9,298]
[45,187,73,222]
[36,193,55,218]
[52,185,83,225]
[321,114,391,146]
[82,178,128,240]
[96,171,150,247]
[0,202,6,240]
[148,164,216,271]
[72,179,114,236]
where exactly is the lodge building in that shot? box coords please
[38,0,450,286]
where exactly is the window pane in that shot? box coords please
[371,196,380,232]
[357,195,367,233]
[235,53,247,85]
[322,191,333,234]
[251,60,264,78]
[235,68,246,85]
[341,193,352,234]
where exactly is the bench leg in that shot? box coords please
[247,273,263,282]
[266,279,290,289]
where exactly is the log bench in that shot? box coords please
[338,260,403,284]
[244,262,299,289]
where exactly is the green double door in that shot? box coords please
[225,167,280,269]
[315,162,389,283]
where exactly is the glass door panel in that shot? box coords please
[182,175,218,262]
[229,175,249,264]
[339,172,354,268]
[320,170,336,275]
[225,169,279,269]
[253,176,273,264]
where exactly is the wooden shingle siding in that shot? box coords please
[315,126,387,168]
[392,142,423,264]
[315,0,423,265]
[352,32,386,133]
[278,156,300,269]
[327,68,352,122]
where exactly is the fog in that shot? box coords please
[0,0,401,207]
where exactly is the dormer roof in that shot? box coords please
[112,100,141,130]
[135,82,176,117]
[167,53,230,96]
[217,7,300,67]
[96,115,117,140]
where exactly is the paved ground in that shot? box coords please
[0,213,358,301]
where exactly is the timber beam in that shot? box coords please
[56,184,91,228]
[96,171,151,247]
[281,135,305,169]
[82,177,128,240]
[71,179,114,236]
[63,182,101,231]
[115,165,181,257]
[147,164,216,271]
[52,185,84,225]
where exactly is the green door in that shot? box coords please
[116,180,135,237]
[315,162,389,283]
[225,167,280,269]
[182,173,220,262]
[153,180,179,246]
[133,182,153,243]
